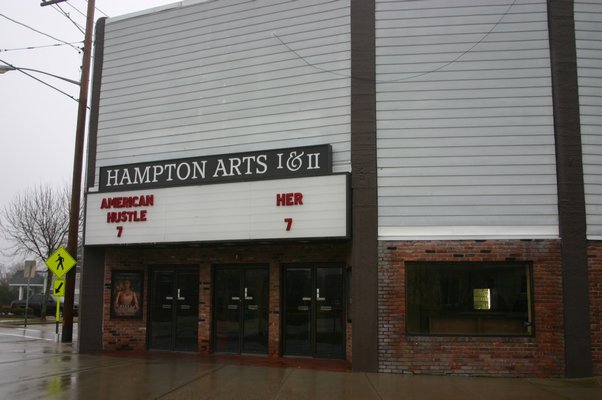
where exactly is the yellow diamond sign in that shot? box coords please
[45,247,76,278]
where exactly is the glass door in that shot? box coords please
[242,268,269,353]
[315,266,344,356]
[174,269,199,351]
[149,267,199,352]
[213,268,241,353]
[283,264,345,358]
[149,270,174,350]
[213,265,268,354]
[283,267,312,355]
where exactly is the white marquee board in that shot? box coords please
[84,174,349,245]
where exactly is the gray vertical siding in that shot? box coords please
[375,0,559,238]
[576,0,602,239]
[92,0,351,190]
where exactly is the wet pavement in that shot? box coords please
[0,323,601,400]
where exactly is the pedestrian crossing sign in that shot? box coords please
[45,247,76,278]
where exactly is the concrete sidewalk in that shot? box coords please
[0,323,600,400]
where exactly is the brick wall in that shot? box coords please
[103,251,148,351]
[378,240,565,377]
[102,241,350,357]
[589,240,602,375]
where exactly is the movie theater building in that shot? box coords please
[79,0,601,378]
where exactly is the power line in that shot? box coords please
[64,1,88,19]
[0,13,82,53]
[0,41,84,53]
[274,0,519,83]
[0,58,79,103]
[52,4,86,35]
[77,0,108,18]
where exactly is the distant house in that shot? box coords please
[8,270,47,300]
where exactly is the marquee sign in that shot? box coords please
[99,144,331,192]
[85,174,349,245]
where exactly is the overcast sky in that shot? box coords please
[0,0,184,268]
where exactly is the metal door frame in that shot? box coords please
[147,265,199,351]
[211,264,269,354]
[281,263,346,359]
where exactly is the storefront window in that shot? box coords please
[406,262,533,336]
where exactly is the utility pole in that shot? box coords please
[42,0,96,342]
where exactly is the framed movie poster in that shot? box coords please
[111,270,143,319]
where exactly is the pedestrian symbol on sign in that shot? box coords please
[45,247,76,279]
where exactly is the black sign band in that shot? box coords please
[98,145,332,192]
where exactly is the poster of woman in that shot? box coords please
[111,271,143,319]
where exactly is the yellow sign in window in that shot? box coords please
[473,288,491,310]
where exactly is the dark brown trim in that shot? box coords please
[86,17,106,190]
[78,246,105,352]
[79,21,107,351]
[350,0,378,372]
[547,0,593,378]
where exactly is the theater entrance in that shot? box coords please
[148,266,199,351]
[213,265,269,354]
[282,264,345,358]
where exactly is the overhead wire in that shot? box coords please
[0,42,84,53]
[0,58,79,103]
[273,0,519,83]
[0,13,82,53]
[94,4,109,18]
[0,4,98,106]
[77,0,109,18]
[52,4,86,35]
[64,1,88,19]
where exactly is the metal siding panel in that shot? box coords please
[379,194,558,207]
[379,214,559,227]
[376,0,558,237]
[378,154,557,168]
[103,0,348,51]
[98,97,350,131]
[100,72,349,107]
[576,0,602,237]
[99,79,350,116]
[376,0,542,11]
[93,0,351,184]
[379,184,555,197]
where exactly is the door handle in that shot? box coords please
[244,287,253,300]
[177,288,185,301]
[317,288,325,301]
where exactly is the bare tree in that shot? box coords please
[0,262,19,305]
[0,184,70,318]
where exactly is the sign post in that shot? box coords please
[53,279,66,335]
[45,248,76,339]
[23,260,36,328]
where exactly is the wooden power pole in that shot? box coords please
[41,0,96,343]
